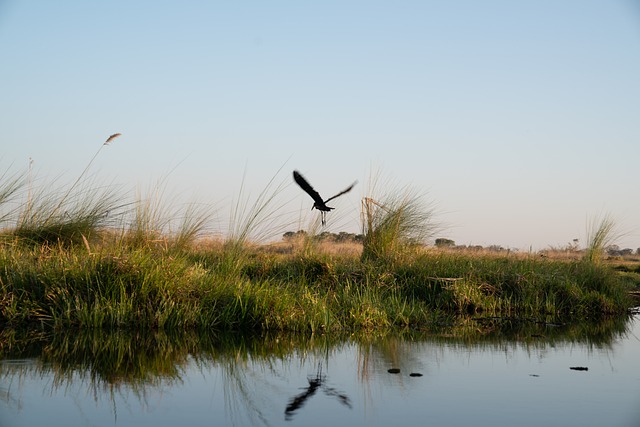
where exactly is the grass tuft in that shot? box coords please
[360,174,437,263]
[584,213,624,264]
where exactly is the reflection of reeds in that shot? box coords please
[0,328,349,427]
[0,317,631,425]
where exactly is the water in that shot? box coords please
[1,315,639,427]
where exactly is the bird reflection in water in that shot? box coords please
[285,363,352,421]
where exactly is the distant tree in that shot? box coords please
[606,245,621,256]
[335,232,354,242]
[282,230,363,243]
[435,238,455,248]
[283,230,308,241]
[318,232,334,241]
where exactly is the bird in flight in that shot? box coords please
[293,170,357,226]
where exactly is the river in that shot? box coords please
[1,314,638,427]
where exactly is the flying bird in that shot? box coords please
[293,170,357,226]
[104,133,122,145]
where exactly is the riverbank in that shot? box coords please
[0,236,635,332]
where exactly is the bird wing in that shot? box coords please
[293,171,325,205]
[324,181,357,204]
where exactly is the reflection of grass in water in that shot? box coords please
[0,316,630,382]
[0,328,348,426]
[355,314,632,387]
[0,317,633,424]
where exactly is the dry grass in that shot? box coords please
[260,237,363,258]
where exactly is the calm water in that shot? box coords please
[1,315,639,427]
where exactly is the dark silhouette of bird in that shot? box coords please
[293,170,357,226]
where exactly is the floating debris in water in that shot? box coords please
[570,366,589,371]
[529,374,540,377]
[409,373,423,377]
[387,368,401,374]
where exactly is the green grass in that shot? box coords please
[584,213,624,264]
[0,237,632,332]
[0,163,634,333]
[360,172,438,262]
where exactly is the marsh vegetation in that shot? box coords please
[0,153,636,333]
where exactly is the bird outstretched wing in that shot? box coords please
[324,181,357,204]
[293,170,325,206]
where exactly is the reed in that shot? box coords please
[584,213,624,264]
[360,176,437,262]
[222,165,293,276]
[9,136,125,247]
[0,236,632,332]
[13,180,121,247]
[0,166,26,227]
[0,165,633,332]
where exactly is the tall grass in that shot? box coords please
[2,240,630,331]
[0,166,27,227]
[361,173,437,262]
[10,136,125,247]
[0,161,633,333]
[124,178,211,250]
[584,214,624,264]
[222,166,293,274]
[14,180,122,247]
[227,165,291,247]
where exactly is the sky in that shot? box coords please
[1,1,639,250]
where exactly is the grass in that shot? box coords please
[584,213,625,264]
[0,234,633,332]
[0,160,635,333]
[360,172,438,262]
[124,177,211,251]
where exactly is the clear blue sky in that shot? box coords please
[1,1,639,250]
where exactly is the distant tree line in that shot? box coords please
[282,234,640,255]
[283,230,363,243]
[605,245,640,256]
[435,238,640,256]
[434,238,509,252]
